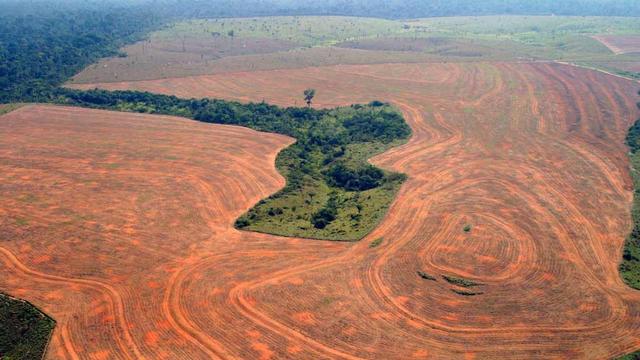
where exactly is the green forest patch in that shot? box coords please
[620,97,640,290]
[617,350,640,360]
[0,293,55,360]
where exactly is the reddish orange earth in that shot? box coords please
[4,61,640,359]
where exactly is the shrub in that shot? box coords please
[325,163,384,191]
[417,271,436,281]
[267,208,283,216]
[311,194,338,229]
[235,218,250,228]
[369,237,384,248]
[443,275,481,288]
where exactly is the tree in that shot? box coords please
[304,89,316,107]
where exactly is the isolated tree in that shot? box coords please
[304,88,316,107]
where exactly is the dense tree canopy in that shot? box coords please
[0,3,161,103]
[135,0,640,19]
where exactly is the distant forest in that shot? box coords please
[0,2,162,102]
[167,0,640,19]
[3,0,640,18]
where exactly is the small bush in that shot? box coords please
[369,237,383,248]
[443,275,481,288]
[235,218,250,228]
[417,271,436,281]
[311,193,338,229]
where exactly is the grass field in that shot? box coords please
[157,16,404,46]
[407,16,640,39]
[0,293,55,360]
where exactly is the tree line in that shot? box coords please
[53,87,411,230]
[621,97,640,290]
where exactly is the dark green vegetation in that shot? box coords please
[369,237,384,248]
[442,275,482,288]
[417,271,437,281]
[53,88,410,241]
[0,3,163,103]
[68,0,640,19]
[618,351,640,360]
[463,224,472,232]
[0,293,55,360]
[620,95,640,290]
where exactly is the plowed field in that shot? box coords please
[593,35,640,55]
[7,61,640,358]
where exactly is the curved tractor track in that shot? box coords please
[3,61,640,359]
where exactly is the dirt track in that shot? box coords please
[5,62,640,358]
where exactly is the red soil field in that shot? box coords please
[7,61,640,359]
[70,36,299,83]
[593,35,640,55]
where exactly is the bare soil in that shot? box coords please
[336,37,493,57]
[5,61,640,358]
[70,36,300,84]
[593,35,640,55]
[68,45,525,84]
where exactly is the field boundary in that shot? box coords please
[0,103,27,116]
[555,60,640,84]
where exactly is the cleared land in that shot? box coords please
[335,37,509,58]
[71,36,299,83]
[69,16,404,83]
[593,35,640,55]
[69,16,640,84]
[7,61,640,358]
